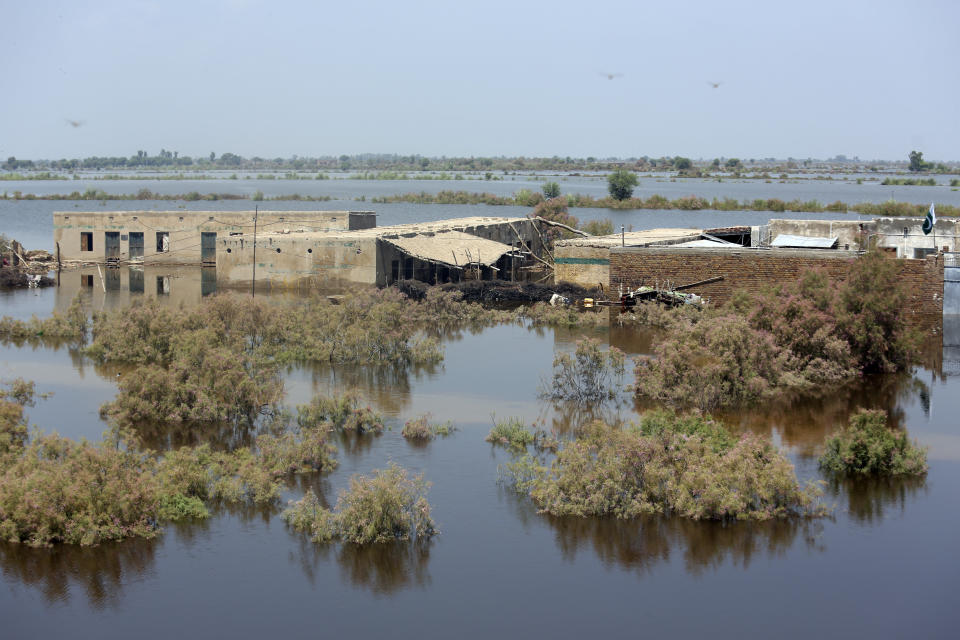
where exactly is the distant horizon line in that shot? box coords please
[3,152,955,165]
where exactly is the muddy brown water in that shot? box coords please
[1,284,959,638]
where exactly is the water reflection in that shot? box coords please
[828,475,929,524]
[698,373,929,456]
[0,538,158,610]
[545,514,826,577]
[289,536,432,595]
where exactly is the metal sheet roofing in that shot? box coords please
[770,234,838,249]
[381,230,516,267]
[674,239,738,248]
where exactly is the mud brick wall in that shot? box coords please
[609,247,943,325]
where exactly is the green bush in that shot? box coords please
[296,391,384,434]
[486,417,536,449]
[402,414,455,440]
[819,409,927,476]
[634,251,917,409]
[580,219,614,236]
[505,418,825,521]
[283,463,437,544]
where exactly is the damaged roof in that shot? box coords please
[381,230,516,268]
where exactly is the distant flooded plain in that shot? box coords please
[1,179,959,637]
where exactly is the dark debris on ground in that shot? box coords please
[395,279,599,303]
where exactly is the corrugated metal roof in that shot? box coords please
[381,230,515,267]
[770,234,838,248]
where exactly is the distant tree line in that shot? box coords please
[2,152,955,174]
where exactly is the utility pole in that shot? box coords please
[252,206,258,298]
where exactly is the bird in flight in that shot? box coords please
[599,72,624,80]
[707,81,722,89]
[65,118,84,128]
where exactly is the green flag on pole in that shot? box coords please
[922,203,936,235]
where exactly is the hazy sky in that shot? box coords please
[3,0,958,161]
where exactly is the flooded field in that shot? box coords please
[0,278,958,638]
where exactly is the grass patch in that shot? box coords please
[486,417,536,450]
[819,409,927,476]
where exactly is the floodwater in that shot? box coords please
[1,278,959,638]
[3,170,960,206]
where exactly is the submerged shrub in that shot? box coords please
[542,339,625,403]
[402,414,455,440]
[283,463,437,545]
[0,434,162,546]
[0,294,87,341]
[296,391,384,434]
[505,418,825,521]
[100,347,283,427]
[819,409,927,476]
[634,251,917,409]
[486,417,535,450]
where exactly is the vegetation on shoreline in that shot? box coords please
[819,410,927,476]
[367,190,960,217]
[283,463,436,544]
[504,414,826,521]
[3,184,958,217]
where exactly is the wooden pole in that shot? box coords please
[252,206,258,298]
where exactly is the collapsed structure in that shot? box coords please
[554,217,957,322]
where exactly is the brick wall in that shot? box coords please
[609,247,943,325]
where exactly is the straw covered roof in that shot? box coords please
[381,230,516,268]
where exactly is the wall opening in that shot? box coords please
[104,232,120,260]
[156,232,170,253]
[129,232,144,259]
[201,232,217,264]
[80,232,93,252]
[81,274,94,287]
[156,276,170,295]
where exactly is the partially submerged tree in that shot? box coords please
[607,168,638,200]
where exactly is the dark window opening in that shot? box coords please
[80,232,93,252]
[81,274,93,287]
[129,232,144,259]
[156,232,169,252]
[156,276,170,295]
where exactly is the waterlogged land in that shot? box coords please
[0,273,958,637]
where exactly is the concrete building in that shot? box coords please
[52,210,541,290]
[52,210,376,265]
